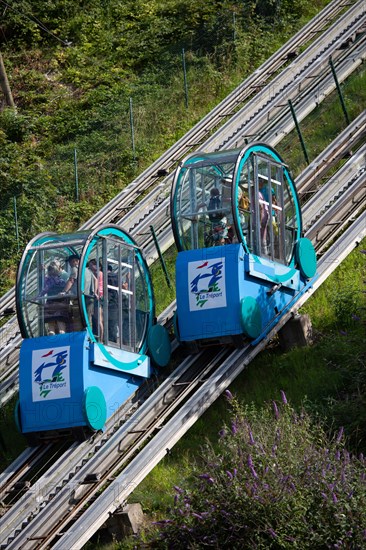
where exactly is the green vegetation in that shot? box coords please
[1,0,335,293]
[137,397,366,548]
[112,241,365,549]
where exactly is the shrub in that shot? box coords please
[140,393,366,548]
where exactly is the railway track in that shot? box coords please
[1,146,365,548]
[52,212,366,550]
[0,62,365,406]
[1,114,364,407]
[2,207,364,550]
[0,0,362,319]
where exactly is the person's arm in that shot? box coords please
[63,277,73,294]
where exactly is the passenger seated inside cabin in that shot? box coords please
[39,260,69,335]
[205,188,228,246]
[107,264,118,344]
[238,184,250,240]
[61,254,83,331]
[221,176,234,243]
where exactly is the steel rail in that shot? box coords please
[0,304,177,545]
[0,2,364,540]
[0,3,362,342]
[0,95,364,407]
[308,170,366,251]
[51,213,366,550]
[2,152,364,548]
[203,1,366,151]
[296,110,366,198]
[219,19,366,151]
[0,0,358,318]
[303,145,366,231]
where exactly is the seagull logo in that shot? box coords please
[34,349,68,398]
[190,261,223,307]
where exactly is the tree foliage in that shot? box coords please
[0,0,331,293]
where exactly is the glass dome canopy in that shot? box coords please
[16,225,154,354]
[170,143,302,266]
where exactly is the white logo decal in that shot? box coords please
[32,346,71,401]
[188,258,226,311]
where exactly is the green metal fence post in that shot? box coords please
[150,225,171,288]
[13,196,19,252]
[182,48,188,109]
[129,97,136,161]
[288,99,310,165]
[74,148,79,202]
[329,56,350,126]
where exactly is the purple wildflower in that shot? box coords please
[174,485,184,494]
[280,390,288,405]
[339,330,347,336]
[248,429,255,445]
[360,250,366,254]
[192,512,203,520]
[231,420,238,434]
[336,427,344,443]
[224,389,233,401]
[268,528,277,539]
[250,465,258,479]
[321,492,328,500]
[200,474,214,484]
[343,450,350,463]
[352,314,360,321]
[218,429,226,438]
[332,492,338,503]
[272,401,279,419]
[233,468,237,477]
[335,450,340,460]
[248,454,254,468]
[226,470,233,480]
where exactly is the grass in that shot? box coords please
[277,64,366,176]
[107,238,365,548]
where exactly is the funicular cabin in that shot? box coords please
[15,225,170,442]
[171,143,317,348]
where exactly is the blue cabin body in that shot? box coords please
[176,243,315,345]
[15,225,171,441]
[18,332,150,435]
[171,143,317,347]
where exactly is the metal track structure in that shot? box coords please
[0,0,365,407]
[0,0,362,316]
[53,220,366,550]
[1,123,364,535]
[1,145,365,548]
